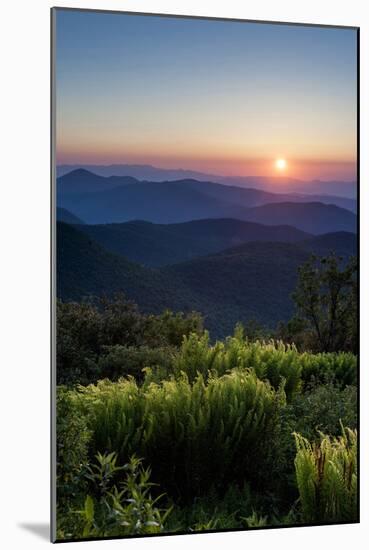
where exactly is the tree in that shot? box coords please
[290,254,357,353]
[56,294,204,386]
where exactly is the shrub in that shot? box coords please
[56,387,91,510]
[71,370,284,501]
[96,345,177,382]
[294,427,357,523]
[57,297,203,385]
[144,309,203,347]
[300,352,357,389]
[272,383,357,508]
[291,383,357,441]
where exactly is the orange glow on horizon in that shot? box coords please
[56,149,356,181]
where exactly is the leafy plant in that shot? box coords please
[59,453,171,540]
[57,296,203,385]
[97,345,177,383]
[56,387,91,508]
[174,330,303,400]
[166,483,254,532]
[294,426,357,523]
[291,383,357,441]
[300,351,357,389]
[71,369,283,501]
[243,510,268,528]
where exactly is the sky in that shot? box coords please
[55,9,357,181]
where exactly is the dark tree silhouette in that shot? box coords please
[291,254,357,353]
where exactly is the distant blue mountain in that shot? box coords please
[57,170,357,233]
[57,168,138,194]
[56,207,85,224]
[57,164,357,199]
[241,202,357,235]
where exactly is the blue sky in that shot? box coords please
[55,9,357,180]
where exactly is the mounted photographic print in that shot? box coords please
[51,7,359,542]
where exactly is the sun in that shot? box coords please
[275,158,287,171]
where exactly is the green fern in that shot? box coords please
[71,369,282,499]
[294,425,357,523]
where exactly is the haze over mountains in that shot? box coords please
[57,164,357,199]
[56,166,357,336]
[240,202,356,234]
[57,169,357,231]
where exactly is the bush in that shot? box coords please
[294,427,357,523]
[57,297,203,385]
[71,370,284,501]
[56,387,91,510]
[96,345,177,383]
[300,352,357,389]
[290,383,357,441]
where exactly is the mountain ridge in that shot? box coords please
[76,218,311,267]
[57,222,357,338]
[243,201,356,234]
[57,164,356,199]
[57,169,356,212]
[57,170,357,232]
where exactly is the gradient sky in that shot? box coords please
[55,9,357,181]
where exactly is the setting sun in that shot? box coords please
[275,158,287,171]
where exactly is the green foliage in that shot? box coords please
[56,294,358,535]
[167,485,273,532]
[291,254,357,353]
[56,387,91,509]
[172,329,355,401]
[300,351,357,388]
[167,483,254,532]
[96,345,177,383]
[71,369,283,501]
[274,383,357,507]
[291,383,357,441]
[294,427,357,523]
[57,296,202,385]
[57,453,171,540]
[172,331,223,383]
[146,309,203,347]
[243,510,268,528]
[84,452,124,497]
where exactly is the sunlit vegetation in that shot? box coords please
[56,253,357,539]
[56,328,357,534]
